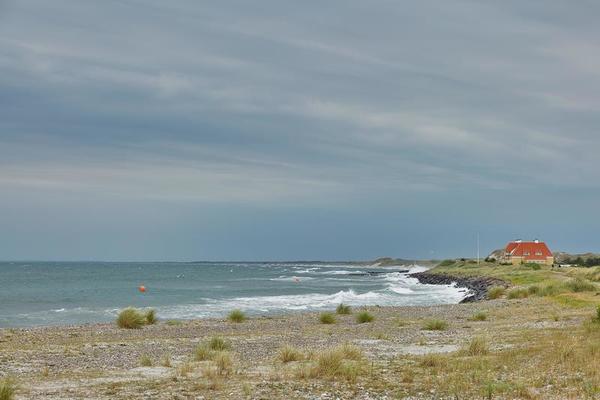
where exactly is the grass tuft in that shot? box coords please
[470,311,487,321]
[0,377,16,400]
[507,288,529,299]
[145,309,157,325]
[356,311,374,324]
[195,345,214,361]
[160,354,171,367]
[462,337,489,356]
[336,303,352,315]
[319,312,336,324]
[227,309,246,323]
[419,353,448,368]
[563,278,597,293]
[116,307,146,329]
[278,345,303,363]
[139,354,152,367]
[422,319,448,331]
[213,351,233,375]
[208,336,231,351]
[486,286,505,299]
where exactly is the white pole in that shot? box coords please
[477,233,480,265]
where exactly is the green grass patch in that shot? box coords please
[319,312,336,324]
[336,303,352,315]
[356,311,374,324]
[227,309,246,323]
[422,319,448,331]
[439,259,456,267]
[551,294,594,308]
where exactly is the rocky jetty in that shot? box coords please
[410,272,508,303]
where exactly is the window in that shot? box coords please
[523,252,530,256]
[535,251,543,256]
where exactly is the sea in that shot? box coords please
[0,261,468,327]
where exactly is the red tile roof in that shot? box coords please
[505,241,553,260]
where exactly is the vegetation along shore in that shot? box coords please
[1,260,599,399]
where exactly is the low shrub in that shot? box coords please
[278,345,303,363]
[507,288,529,299]
[470,311,487,321]
[319,312,336,324]
[356,311,374,324]
[336,303,352,315]
[422,319,448,331]
[227,309,246,323]
[116,307,146,329]
[145,309,157,325]
[522,262,541,270]
[439,259,455,267]
[487,286,505,300]
[563,278,597,293]
[0,377,16,400]
[139,354,152,367]
[462,337,489,356]
[594,304,600,323]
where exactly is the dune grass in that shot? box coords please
[305,345,364,382]
[422,319,448,331]
[227,309,246,323]
[213,351,233,375]
[486,286,505,300]
[144,309,157,325]
[336,303,352,315]
[356,311,374,324]
[470,311,487,321]
[278,345,303,363]
[160,353,172,367]
[116,307,146,329]
[507,288,529,299]
[0,377,16,400]
[319,312,336,324]
[461,337,489,356]
[563,278,597,293]
[208,336,231,351]
[139,354,152,367]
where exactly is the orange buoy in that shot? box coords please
[138,285,146,293]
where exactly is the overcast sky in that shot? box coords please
[1,0,599,261]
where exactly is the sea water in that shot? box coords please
[0,261,467,327]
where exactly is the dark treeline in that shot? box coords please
[562,257,600,267]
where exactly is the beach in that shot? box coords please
[2,292,598,399]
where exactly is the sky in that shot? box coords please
[1,1,600,261]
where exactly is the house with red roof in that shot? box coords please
[502,239,554,265]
